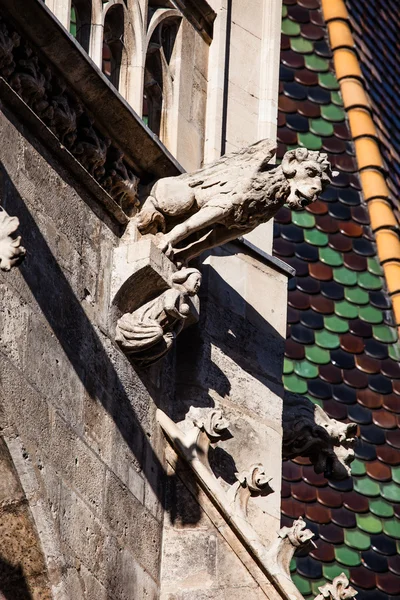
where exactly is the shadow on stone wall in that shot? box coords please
[0,161,169,508]
[174,258,286,422]
[0,558,33,600]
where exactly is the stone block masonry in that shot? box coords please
[0,103,170,599]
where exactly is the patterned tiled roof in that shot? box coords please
[276,1,400,598]
[344,0,400,222]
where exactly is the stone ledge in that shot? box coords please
[0,0,183,183]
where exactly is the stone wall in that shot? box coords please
[159,244,289,599]
[0,103,171,600]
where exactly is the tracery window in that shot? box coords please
[102,3,125,90]
[69,0,92,52]
[144,13,180,136]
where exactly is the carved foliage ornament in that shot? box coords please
[314,573,357,600]
[136,140,333,265]
[157,407,315,600]
[0,16,139,214]
[282,393,357,480]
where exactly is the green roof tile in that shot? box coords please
[389,343,400,361]
[345,287,369,305]
[292,574,312,596]
[304,228,329,246]
[321,104,346,122]
[324,315,349,334]
[359,305,384,325]
[358,271,382,291]
[383,518,400,539]
[311,580,330,597]
[334,300,358,320]
[298,132,323,150]
[351,459,366,476]
[290,37,314,54]
[323,564,350,582]
[369,498,394,518]
[290,558,296,573]
[318,72,340,90]
[356,513,383,534]
[291,211,316,228]
[310,118,334,137]
[373,325,397,344]
[305,345,331,364]
[335,545,361,567]
[331,91,344,106]
[282,18,301,36]
[354,477,380,497]
[319,247,343,267]
[392,466,400,485]
[333,266,358,286]
[344,529,370,551]
[294,360,319,379]
[283,358,294,374]
[282,4,288,17]
[305,54,329,72]
[380,481,400,502]
[283,373,308,394]
[367,257,383,276]
[315,329,340,349]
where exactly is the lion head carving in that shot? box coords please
[281,147,332,210]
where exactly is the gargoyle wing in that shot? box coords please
[180,138,277,194]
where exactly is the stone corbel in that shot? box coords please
[314,573,357,600]
[282,393,357,480]
[157,408,314,600]
[0,206,25,271]
[110,239,201,367]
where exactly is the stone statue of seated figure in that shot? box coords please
[136,139,332,265]
[115,268,202,366]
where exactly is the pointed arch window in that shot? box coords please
[143,15,180,136]
[102,4,124,90]
[69,0,92,53]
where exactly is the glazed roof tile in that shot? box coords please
[276,1,400,597]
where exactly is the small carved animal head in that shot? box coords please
[281,147,332,210]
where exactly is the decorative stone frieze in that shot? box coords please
[0,206,25,271]
[136,141,333,265]
[314,573,357,600]
[282,392,357,480]
[0,15,139,216]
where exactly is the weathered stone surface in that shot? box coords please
[0,96,169,598]
[136,142,332,265]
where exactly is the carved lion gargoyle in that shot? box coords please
[136,140,332,265]
[314,572,357,600]
[282,393,357,480]
[0,207,26,271]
